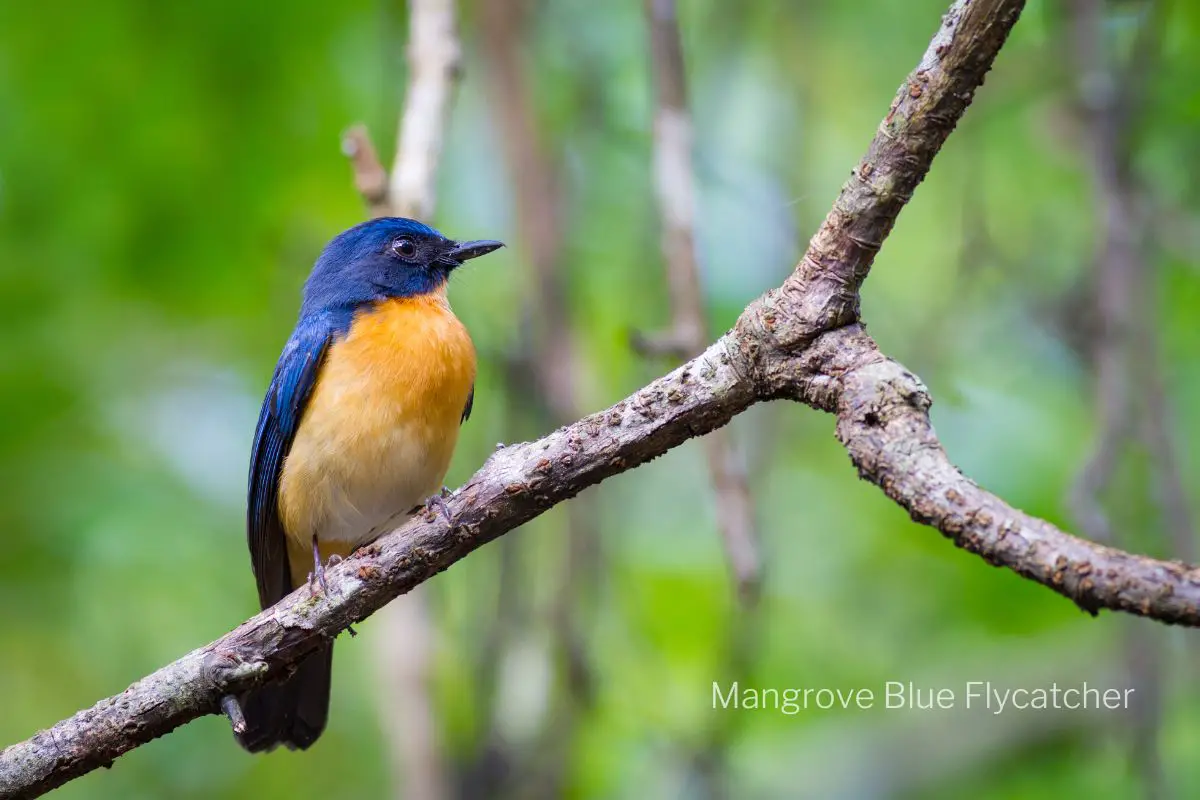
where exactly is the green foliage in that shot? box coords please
[2,0,1199,797]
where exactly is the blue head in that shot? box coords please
[300,217,503,315]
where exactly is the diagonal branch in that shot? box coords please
[10,1,1200,797]
[751,0,1026,349]
[0,336,755,800]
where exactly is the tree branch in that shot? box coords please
[12,1,1200,797]
[340,1,463,798]
[388,0,460,221]
[0,333,754,799]
[790,324,1200,623]
[1064,0,1138,546]
[477,0,600,793]
[341,124,392,219]
[633,0,706,360]
[1062,3,1176,796]
[638,0,763,603]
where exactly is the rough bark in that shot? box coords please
[8,1,1199,798]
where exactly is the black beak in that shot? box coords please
[446,239,505,263]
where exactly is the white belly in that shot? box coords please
[300,423,454,545]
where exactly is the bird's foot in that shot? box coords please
[307,536,345,597]
[420,488,455,525]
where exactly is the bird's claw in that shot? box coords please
[308,536,343,597]
[307,569,325,595]
[321,555,355,633]
[422,488,454,525]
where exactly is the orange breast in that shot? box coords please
[278,291,476,584]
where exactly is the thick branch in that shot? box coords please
[790,324,1200,624]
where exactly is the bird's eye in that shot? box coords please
[391,237,417,259]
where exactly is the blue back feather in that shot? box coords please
[247,308,354,606]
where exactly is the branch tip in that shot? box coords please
[220,695,247,735]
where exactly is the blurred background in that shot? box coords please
[3,0,1200,797]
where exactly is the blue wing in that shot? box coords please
[462,385,474,424]
[247,311,352,609]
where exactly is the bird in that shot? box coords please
[237,217,503,752]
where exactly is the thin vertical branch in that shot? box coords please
[635,3,763,794]
[342,124,392,219]
[1140,354,1196,563]
[1063,2,1177,798]
[1064,0,1136,546]
[479,2,576,421]
[341,1,464,798]
[634,0,706,359]
[636,0,762,602]
[1119,0,1196,569]
[389,0,461,221]
[374,593,446,800]
[477,0,597,795]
